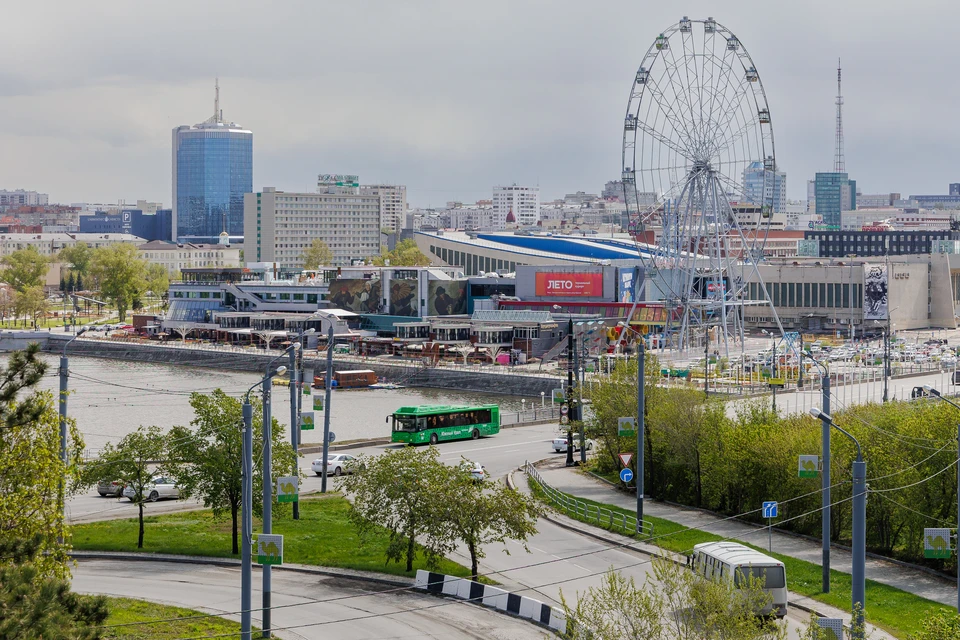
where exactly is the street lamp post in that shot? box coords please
[566,318,575,467]
[262,346,297,638]
[763,329,777,412]
[809,407,866,637]
[241,366,286,640]
[921,384,960,612]
[59,327,88,543]
[321,324,335,493]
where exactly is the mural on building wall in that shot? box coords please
[389,279,417,316]
[863,265,888,320]
[427,280,467,316]
[328,279,381,313]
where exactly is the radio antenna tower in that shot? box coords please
[833,59,844,172]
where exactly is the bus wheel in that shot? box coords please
[430,433,438,445]
[471,429,479,440]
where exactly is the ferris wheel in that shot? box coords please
[621,16,783,354]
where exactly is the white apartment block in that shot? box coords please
[0,190,48,207]
[244,187,380,268]
[0,233,144,258]
[493,184,540,227]
[138,240,241,274]
[360,184,407,233]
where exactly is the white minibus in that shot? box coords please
[690,541,787,618]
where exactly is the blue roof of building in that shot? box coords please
[474,234,650,260]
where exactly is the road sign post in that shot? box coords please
[619,468,634,484]
[762,501,778,552]
[618,453,633,468]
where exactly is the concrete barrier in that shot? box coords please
[414,570,566,633]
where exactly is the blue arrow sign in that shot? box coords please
[762,501,778,518]
[620,468,634,483]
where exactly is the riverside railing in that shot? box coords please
[525,461,653,537]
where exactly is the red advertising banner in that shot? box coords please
[535,272,603,297]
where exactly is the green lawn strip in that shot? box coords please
[528,476,941,639]
[101,596,251,639]
[72,493,471,579]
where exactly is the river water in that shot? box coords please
[34,355,540,452]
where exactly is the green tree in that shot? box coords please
[0,535,108,639]
[15,286,48,328]
[58,243,92,278]
[300,239,335,269]
[560,558,788,640]
[0,247,49,293]
[166,389,295,555]
[75,273,83,292]
[79,425,167,549]
[908,608,960,640]
[435,460,542,579]
[145,263,169,300]
[341,446,451,571]
[0,344,85,579]
[371,239,431,267]
[88,243,147,322]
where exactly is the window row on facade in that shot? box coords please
[428,244,523,275]
[748,281,863,309]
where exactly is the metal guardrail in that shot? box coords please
[500,406,561,426]
[525,461,653,537]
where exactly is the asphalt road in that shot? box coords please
[73,559,550,640]
[67,422,563,522]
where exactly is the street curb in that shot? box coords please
[69,551,413,588]
[513,469,839,624]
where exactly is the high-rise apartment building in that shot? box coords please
[0,189,48,208]
[741,159,786,213]
[359,184,407,233]
[172,81,253,243]
[244,186,380,268]
[814,172,856,229]
[493,184,540,227]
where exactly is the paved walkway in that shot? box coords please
[533,458,955,607]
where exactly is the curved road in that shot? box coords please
[74,559,549,640]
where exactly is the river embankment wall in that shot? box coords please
[2,331,560,397]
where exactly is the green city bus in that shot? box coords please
[388,405,501,445]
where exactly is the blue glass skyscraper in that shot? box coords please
[172,82,252,243]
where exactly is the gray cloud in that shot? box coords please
[1,0,957,205]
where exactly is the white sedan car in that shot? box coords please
[552,436,594,453]
[311,453,356,477]
[122,476,180,502]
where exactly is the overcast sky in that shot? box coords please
[2,1,957,208]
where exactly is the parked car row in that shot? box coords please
[97,476,182,501]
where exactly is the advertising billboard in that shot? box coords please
[389,279,417,316]
[618,268,637,303]
[427,281,467,316]
[863,264,888,320]
[328,279,381,313]
[535,272,603,297]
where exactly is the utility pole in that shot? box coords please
[58,328,87,544]
[241,399,253,640]
[704,327,709,397]
[321,324,334,493]
[772,335,777,412]
[288,343,299,521]
[883,323,890,403]
[637,333,645,528]
[820,368,831,593]
[261,367,273,637]
[566,318,575,467]
[798,333,805,389]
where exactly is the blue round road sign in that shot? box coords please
[619,468,634,483]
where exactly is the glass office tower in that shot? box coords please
[172,86,252,243]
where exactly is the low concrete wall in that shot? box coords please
[18,333,560,398]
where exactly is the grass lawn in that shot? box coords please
[72,493,471,579]
[101,597,249,639]
[528,475,945,639]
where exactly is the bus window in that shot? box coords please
[477,409,491,424]
[394,416,418,432]
[735,566,785,589]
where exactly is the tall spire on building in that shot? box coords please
[833,59,844,173]
[214,77,221,124]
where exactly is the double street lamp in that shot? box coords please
[241,365,287,640]
[809,406,866,638]
[920,384,960,612]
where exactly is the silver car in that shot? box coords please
[97,479,124,497]
[123,476,180,502]
[553,436,594,453]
